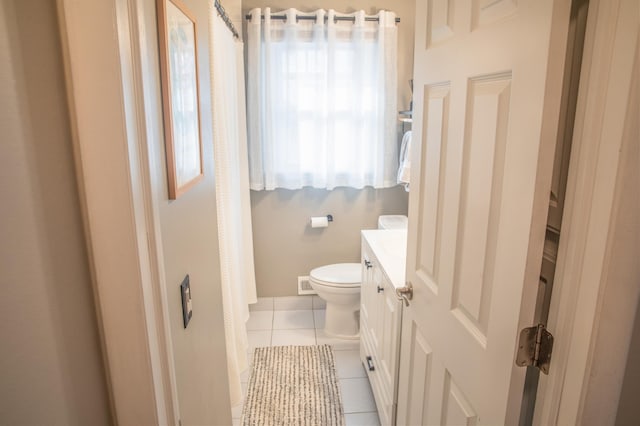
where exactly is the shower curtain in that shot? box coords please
[209,5,257,406]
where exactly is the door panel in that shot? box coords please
[441,370,478,426]
[398,0,569,424]
[452,74,511,345]
[415,83,450,292]
[426,0,455,46]
[473,0,518,28]
[397,314,433,425]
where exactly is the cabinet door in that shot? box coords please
[360,237,404,426]
[360,240,379,340]
[378,273,402,423]
[371,261,385,355]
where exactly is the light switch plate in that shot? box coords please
[180,275,192,328]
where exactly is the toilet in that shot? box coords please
[377,214,408,230]
[309,215,408,339]
[309,263,361,339]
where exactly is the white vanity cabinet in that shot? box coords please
[360,230,407,426]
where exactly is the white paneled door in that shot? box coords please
[397,1,571,424]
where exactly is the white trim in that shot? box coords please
[56,0,179,423]
[129,0,182,421]
[534,0,639,424]
[118,0,181,422]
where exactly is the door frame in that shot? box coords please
[55,0,636,423]
[534,0,639,423]
[56,0,179,423]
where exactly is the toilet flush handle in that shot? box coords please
[395,282,413,307]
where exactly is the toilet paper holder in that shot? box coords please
[310,214,334,228]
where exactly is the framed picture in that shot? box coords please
[157,0,204,199]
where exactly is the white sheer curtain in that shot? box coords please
[247,8,398,190]
[209,6,257,406]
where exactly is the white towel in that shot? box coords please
[397,130,412,191]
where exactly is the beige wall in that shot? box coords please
[251,187,408,296]
[0,1,111,424]
[142,0,233,423]
[242,0,414,297]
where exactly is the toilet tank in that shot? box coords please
[378,215,408,230]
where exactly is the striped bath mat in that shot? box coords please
[242,345,345,426]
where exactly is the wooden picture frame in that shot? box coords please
[157,0,204,199]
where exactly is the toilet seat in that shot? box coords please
[309,263,361,288]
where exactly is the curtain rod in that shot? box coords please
[245,14,401,24]
[214,0,240,39]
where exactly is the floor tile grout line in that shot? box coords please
[312,307,317,329]
[269,308,274,346]
[338,377,373,385]
[312,307,318,344]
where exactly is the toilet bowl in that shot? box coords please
[309,263,361,339]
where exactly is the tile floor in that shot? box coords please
[233,296,380,426]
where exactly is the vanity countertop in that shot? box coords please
[361,229,407,289]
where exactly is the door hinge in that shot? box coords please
[516,324,554,374]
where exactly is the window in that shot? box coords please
[246,8,398,190]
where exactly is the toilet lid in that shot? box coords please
[309,263,361,287]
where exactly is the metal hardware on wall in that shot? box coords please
[398,110,412,123]
[213,0,239,39]
[245,12,401,24]
[366,356,375,371]
[297,276,316,295]
[180,275,193,328]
